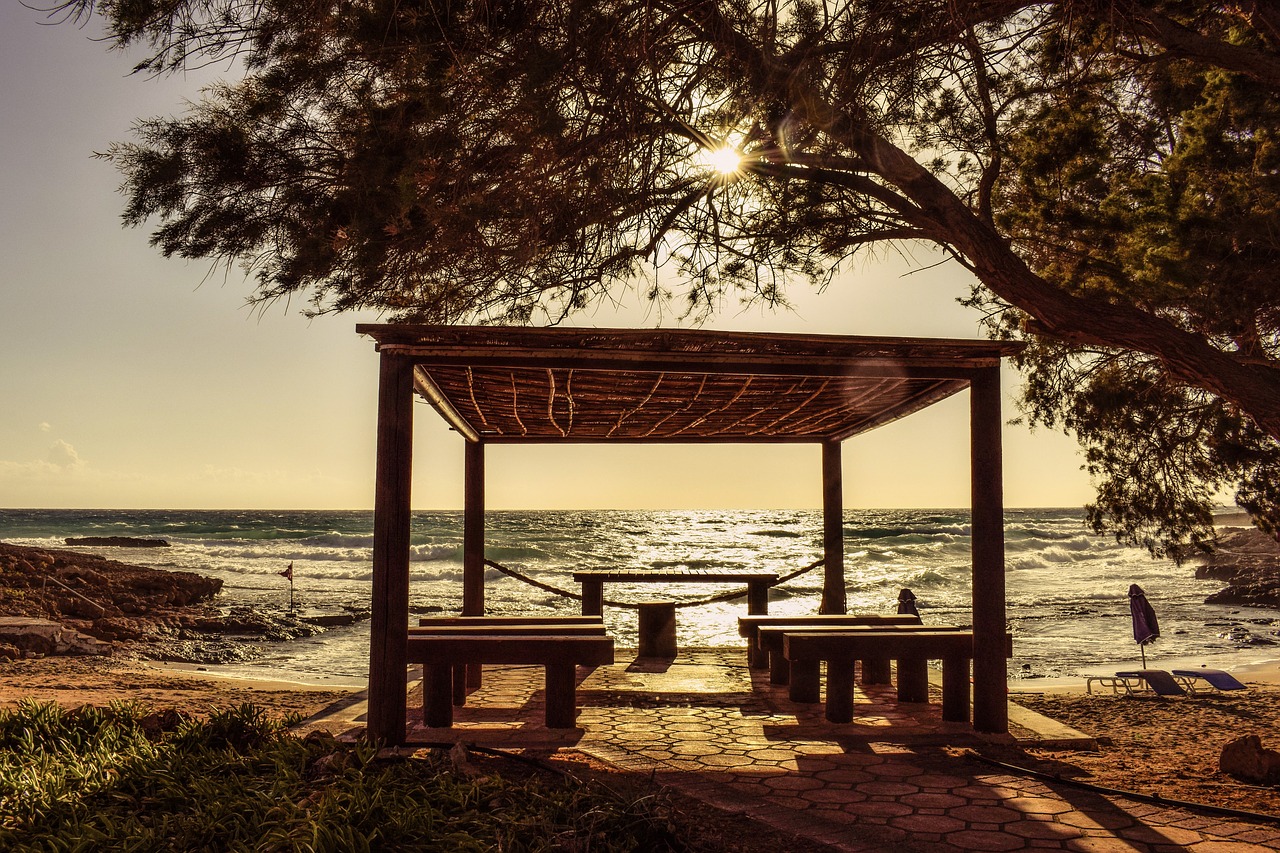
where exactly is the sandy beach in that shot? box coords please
[3,652,1279,823]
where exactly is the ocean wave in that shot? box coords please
[847,525,971,540]
[647,558,749,571]
[751,529,805,539]
[411,544,459,562]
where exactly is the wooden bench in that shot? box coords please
[406,634,614,728]
[783,630,1013,724]
[757,623,960,688]
[413,617,606,695]
[737,613,923,671]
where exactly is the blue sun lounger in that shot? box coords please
[1114,669,1187,696]
[1172,669,1248,693]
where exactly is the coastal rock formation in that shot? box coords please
[1220,735,1280,785]
[0,543,223,658]
[0,542,366,664]
[65,536,169,548]
[1198,528,1280,608]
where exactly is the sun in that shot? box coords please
[700,145,742,176]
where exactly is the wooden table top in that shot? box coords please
[572,568,778,583]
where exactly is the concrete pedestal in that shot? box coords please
[637,602,677,658]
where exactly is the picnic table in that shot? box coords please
[572,568,778,657]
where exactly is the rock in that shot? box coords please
[1197,528,1280,608]
[65,537,169,548]
[1220,734,1280,785]
[0,616,108,657]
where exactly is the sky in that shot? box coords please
[0,4,1096,512]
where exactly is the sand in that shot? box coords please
[3,653,1279,827]
[0,655,356,722]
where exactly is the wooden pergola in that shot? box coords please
[358,324,1023,744]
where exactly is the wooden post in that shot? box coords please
[463,441,485,617]
[821,440,847,614]
[970,366,1009,733]
[369,352,414,745]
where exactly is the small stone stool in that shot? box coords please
[637,601,677,658]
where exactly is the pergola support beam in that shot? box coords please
[821,440,846,614]
[463,441,485,616]
[970,366,1008,733]
[368,352,415,746]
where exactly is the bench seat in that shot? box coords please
[757,623,961,687]
[783,630,1012,724]
[413,617,606,695]
[737,614,922,670]
[407,634,614,728]
[417,615,604,626]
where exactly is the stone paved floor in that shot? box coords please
[312,649,1280,852]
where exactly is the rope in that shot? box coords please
[482,557,825,610]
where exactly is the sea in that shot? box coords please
[2,508,1277,686]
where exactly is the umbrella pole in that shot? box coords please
[1140,643,1146,668]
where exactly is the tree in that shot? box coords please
[43,0,1280,554]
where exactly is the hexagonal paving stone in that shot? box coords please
[855,780,920,797]
[1004,796,1075,816]
[762,774,826,792]
[900,791,968,809]
[949,805,1026,825]
[842,800,915,819]
[1053,810,1137,831]
[889,814,968,835]
[944,829,1029,851]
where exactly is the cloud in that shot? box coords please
[46,439,83,468]
[39,422,51,432]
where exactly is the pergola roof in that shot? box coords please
[357,325,1023,444]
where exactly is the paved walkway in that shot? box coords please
[303,649,1280,852]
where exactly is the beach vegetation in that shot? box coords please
[35,0,1280,555]
[0,699,693,851]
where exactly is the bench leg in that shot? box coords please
[581,581,604,617]
[826,659,856,723]
[467,663,483,692]
[769,650,790,685]
[941,656,971,722]
[747,581,769,615]
[544,663,577,728]
[789,660,821,703]
[452,665,467,705]
[896,656,929,703]
[747,632,769,670]
[862,657,892,685]
[424,665,455,728]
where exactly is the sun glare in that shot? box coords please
[701,146,742,176]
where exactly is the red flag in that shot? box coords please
[280,563,294,582]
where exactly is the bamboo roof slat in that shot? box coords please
[361,325,1023,444]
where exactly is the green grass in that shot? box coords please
[0,700,690,852]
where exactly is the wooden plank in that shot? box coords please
[409,625,607,636]
[737,614,922,636]
[417,616,603,626]
[406,635,615,666]
[572,569,777,582]
[368,352,414,746]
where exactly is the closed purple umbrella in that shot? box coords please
[897,588,919,618]
[1129,584,1160,667]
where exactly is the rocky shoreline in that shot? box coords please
[1196,527,1280,608]
[0,542,367,664]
